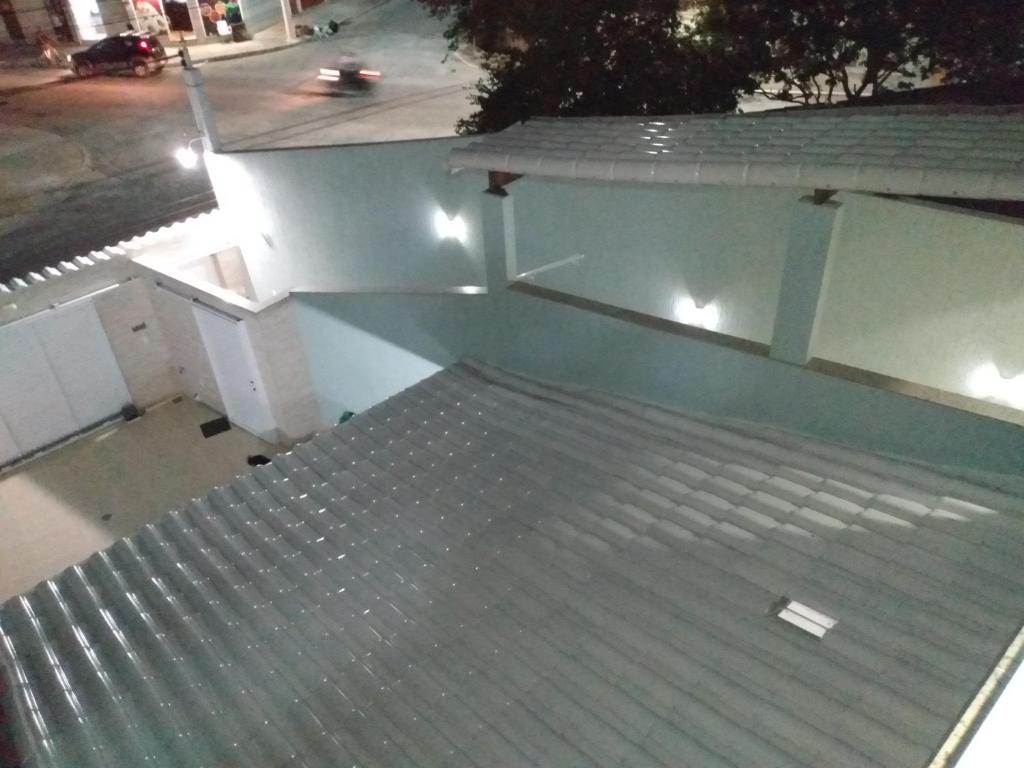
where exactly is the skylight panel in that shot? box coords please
[773,598,837,639]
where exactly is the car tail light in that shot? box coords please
[358,69,381,79]
[138,39,150,50]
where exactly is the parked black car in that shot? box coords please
[69,33,166,78]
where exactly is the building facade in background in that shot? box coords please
[0,0,279,44]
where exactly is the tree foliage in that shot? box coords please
[452,0,750,134]
[694,0,926,104]
[919,0,1024,86]
[415,0,527,51]
[416,0,1024,132]
[693,0,1024,105]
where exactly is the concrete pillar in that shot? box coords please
[279,0,295,42]
[186,2,208,41]
[769,195,843,365]
[181,54,220,151]
[479,190,516,291]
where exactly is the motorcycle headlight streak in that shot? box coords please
[318,68,341,82]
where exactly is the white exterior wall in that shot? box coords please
[149,283,226,412]
[293,292,494,422]
[814,194,1024,410]
[207,136,1024,473]
[205,138,487,301]
[0,273,178,414]
[512,179,798,344]
[93,279,179,408]
[246,299,323,442]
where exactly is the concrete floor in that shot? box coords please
[0,398,274,602]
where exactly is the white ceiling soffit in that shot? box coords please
[448,111,1024,200]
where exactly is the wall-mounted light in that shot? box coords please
[174,138,204,170]
[433,210,468,244]
[672,296,720,331]
[968,363,1024,409]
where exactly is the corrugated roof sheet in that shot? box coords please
[0,210,222,298]
[449,112,1024,199]
[2,361,1023,768]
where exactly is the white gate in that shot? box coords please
[0,300,131,465]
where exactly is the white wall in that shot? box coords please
[293,292,494,422]
[247,299,323,442]
[211,136,1024,475]
[512,179,798,343]
[0,299,132,462]
[0,276,177,418]
[291,283,1024,478]
[93,279,179,408]
[149,284,226,413]
[206,138,487,302]
[815,194,1024,409]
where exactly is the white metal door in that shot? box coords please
[0,412,22,466]
[0,299,130,461]
[33,300,131,427]
[0,320,80,456]
[192,304,275,439]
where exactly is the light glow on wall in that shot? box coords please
[672,296,720,331]
[433,210,468,244]
[968,363,1024,409]
[175,146,199,169]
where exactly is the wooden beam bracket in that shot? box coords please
[486,171,523,196]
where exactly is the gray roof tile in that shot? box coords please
[3,362,1023,767]
[448,112,1024,198]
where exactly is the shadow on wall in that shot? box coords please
[292,292,496,422]
[490,287,1024,477]
[293,284,1024,479]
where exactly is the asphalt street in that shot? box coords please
[0,0,478,279]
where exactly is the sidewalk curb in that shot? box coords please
[0,39,303,95]
[189,38,303,65]
[0,74,72,97]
